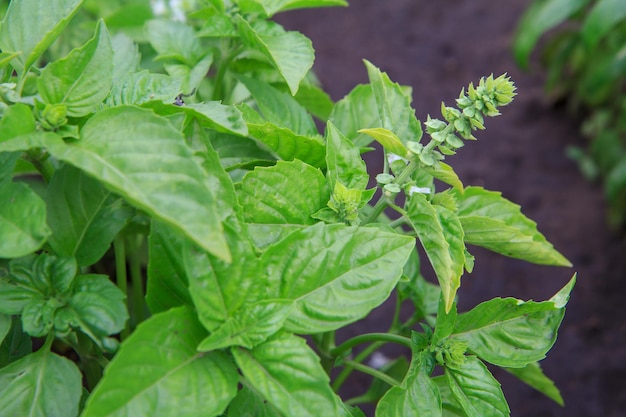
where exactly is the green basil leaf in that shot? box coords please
[364,60,423,143]
[238,159,329,225]
[111,33,140,82]
[504,362,563,406]
[146,220,193,314]
[424,162,464,192]
[452,186,571,266]
[0,350,82,417]
[164,53,213,92]
[247,223,307,250]
[445,356,509,417]
[107,70,182,106]
[581,0,626,47]
[232,332,341,417]
[358,127,408,158]
[238,0,347,17]
[0,181,50,258]
[45,164,134,267]
[0,314,10,345]
[47,105,230,262]
[261,223,414,333]
[237,18,313,95]
[81,306,238,417]
[513,0,590,69]
[38,20,113,117]
[406,193,459,313]
[227,386,280,417]
[326,121,369,190]
[376,352,442,417]
[145,19,205,65]
[0,151,19,187]
[247,122,326,167]
[56,274,128,347]
[198,299,293,351]
[0,0,84,74]
[449,275,574,368]
[329,84,380,148]
[0,316,32,367]
[238,75,317,136]
[210,132,276,171]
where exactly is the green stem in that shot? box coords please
[318,331,336,375]
[330,333,411,358]
[341,359,401,387]
[114,236,130,340]
[129,246,145,325]
[212,44,244,102]
[42,331,55,351]
[26,149,55,183]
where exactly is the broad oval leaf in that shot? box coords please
[326,122,370,190]
[449,275,574,368]
[0,0,84,73]
[237,18,313,95]
[261,223,414,333]
[513,0,590,69]
[238,159,329,225]
[145,19,204,65]
[197,299,293,351]
[107,70,182,106]
[38,20,113,117]
[0,350,82,417]
[46,105,230,262]
[0,182,50,258]
[452,186,571,266]
[232,332,341,417]
[445,356,510,417]
[247,122,326,167]
[504,362,563,406]
[81,306,238,417]
[358,127,408,158]
[45,164,134,266]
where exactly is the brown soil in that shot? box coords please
[278,1,626,416]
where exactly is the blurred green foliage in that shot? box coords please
[514,0,626,228]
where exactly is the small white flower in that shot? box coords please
[409,186,431,195]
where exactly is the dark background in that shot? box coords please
[278,1,626,416]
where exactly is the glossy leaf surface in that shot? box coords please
[453,187,571,266]
[47,105,230,261]
[261,223,414,333]
[82,306,238,417]
[232,332,341,417]
[238,159,329,225]
[0,350,82,417]
[326,121,370,190]
[445,356,509,417]
[38,21,113,117]
[0,0,84,73]
[45,164,133,266]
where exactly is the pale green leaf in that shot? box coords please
[146,220,193,314]
[107,70,182,106]
[0,152,19,186]
[326,122,369,190]
[406,193,458,313]
[111,33,140,82]
[0,0,85,73]
[358,127,408,158]
[0,103,36,142]
[445,356,509,417]
[452,186,571,266]
[210,132,275,171]
[45,164,134,266]
[329,84,380,147]
[513,0,590,69]
[238,159,329,225]
[198,300,293,351]
[0,182,50,258]
[46,106,230,262]
[163,53,213,92]
[227,386,279,417]
[0,350,82,417]
[239,0,347,17]
[38,20,113,117]
[81,306,238,417]
[504,362,563,405]
[247,223,307,250]
[582,0,626,47]
[0,314,10,346]
[237,18,313,95]
[449,278,573,368]
[424,162,464,191]
[261,223,414,333]
[364,60,422,142]
[232,332,341,417]
[145,19,204,65]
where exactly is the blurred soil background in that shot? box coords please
[277,1,626,416]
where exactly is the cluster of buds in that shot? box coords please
[413,74,516,167]
[431,338,468,369]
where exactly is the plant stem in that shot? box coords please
[129,245,145,325]
[330,333,411,358]
[318,331,336,375]
[212,43,243,102]
[114,236,130,340]
[341,359,401,387]
[26,149,55,183]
